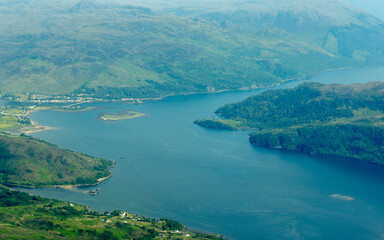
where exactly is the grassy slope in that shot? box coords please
[0,186,222,240]
[196,82,384,164]
[0,2,293,96]
[0,0,383,98]
[0,134,114,187]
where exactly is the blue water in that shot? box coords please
[18,67,384,240]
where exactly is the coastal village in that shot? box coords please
[2,93,143,104]
[0,92,145,134]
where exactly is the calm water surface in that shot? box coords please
[19,67,384,240]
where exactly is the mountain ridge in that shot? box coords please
[0,0,383,99]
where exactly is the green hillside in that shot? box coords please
[0,134,114,187]
[0,0,383,99]
[0,186,222,240]
[195,82,384,165]
[207,82,384,128]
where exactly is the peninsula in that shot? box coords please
[195,82,384,166]
[0,133,114,187]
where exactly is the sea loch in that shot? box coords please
[19,66,384,240]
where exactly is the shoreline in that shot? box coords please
[7,164,116,190]
[117,65,373,102]
[3,106,97,135]
[185,226,226,239]
[8,120,54,135]
[54,172,115,190]
[22,121,54,134]
[6,173,114,190]
[54,163,116,190]
[2,65,381,107]
[3,80,286,106]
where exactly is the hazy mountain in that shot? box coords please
[165,0,379,24]
[120,0,382,24]
[70,0,106,13]
[344,0,384,20]
[0,0,383,99]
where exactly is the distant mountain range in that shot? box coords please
[343,0,384,20]
[0,0,383,99]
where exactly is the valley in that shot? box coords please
[1,0,384,239]
[19,67,384,240]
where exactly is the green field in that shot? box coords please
[0,115,31,132]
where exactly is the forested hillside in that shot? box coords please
[0,134,114,187]
[196,82,384,165]
[213,82,384,128]
[250,124,384,165]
